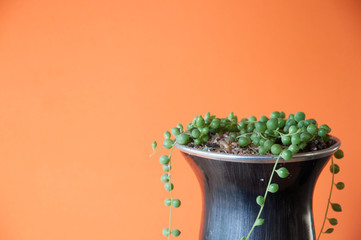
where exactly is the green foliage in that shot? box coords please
[331,203,342,212]
[334,150,344,159]
[255,218,264,226]
[152,141,157,150]
[163,139,174,149]
[281,150,293,161]
[175,133,190,145]
[335,182,345,190]
[271,144,282,155]
[171,128,180,136]
[151,111,343,239]
[275,167,290,178]
[238,136,250,147]
[328,218,338,226]
[164,131,171,139]
[159,155,170,165]
[162,228,170,237]
[330,164,340,174]
[171,229,181,237]
[256,196,265,206]
[161,174,169,183]
[324,228,334,233]
[164,198,171,206]
[164,183,174,191]
[268,183,279,193]
[171,199,181,208]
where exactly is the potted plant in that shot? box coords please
[151,111,344,240]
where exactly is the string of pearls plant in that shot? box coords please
[151,111,344,239]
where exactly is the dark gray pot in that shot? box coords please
[176,137,341,240]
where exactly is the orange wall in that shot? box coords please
[0,0,360,239]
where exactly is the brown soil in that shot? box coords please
[186,132,335,155]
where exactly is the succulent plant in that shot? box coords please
[151,111,344,239]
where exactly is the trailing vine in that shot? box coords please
[317,150,344,239]
[151,111,343,239]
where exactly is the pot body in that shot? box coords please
[177,140,340,240]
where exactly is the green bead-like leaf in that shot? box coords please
[201,135,210,143]
[331,203,342,212]
[334,149,344,159]
[255,122,267,132]
[164,198,172,206]
[267,118,278,131]
[171,229,181,237]
[280,111,286,118]
[271,144,282,155]
[319,124,331,133]
[210,119,220,129]
[258,146,267,155]
[289,125,298,134]
[259,116,268,122]
[177,123,183,132]
[255,218,264,226]
[256,195,265,206]
[335,182,345,190]
[238,136,250,147]
[328,218,338,226]
[201,127,210,135]
[163,164,171,172]
[164,131,171,139]
[162,228,170,236]
[268,183,279,193]
[270,111,280,119]
[281,150,293,161]
[172,199,181,208]
[318,128,327,137]
[295,112,305,122]
[159,155,170,165]
[299,142,307,149]
[205,112,211,121]
[152,141,157,150]
[324,228,334,233]
[164,183,174,191]
[276,167,290,178]
[176,133,190,145]
[241,237,246,240]
[163,139,174,149]
[196,116,205,128]
[288,144,299,154]
[161,174,169,183]
[192,129,201,138]
[248,116,257,122]
[307,124,317,135]
[330,164,340,174]
[263,140,274,150]
[300,132,312,142]
[171,127,180,136]
[281,136,291,145]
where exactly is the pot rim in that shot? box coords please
[175,136,341,163]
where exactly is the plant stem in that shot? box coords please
[248,146,258,154]
[245,155,281,240]
[149,146,164,157]
[167,145,175,240]
[168,191,173,240]
[317,157,335,240]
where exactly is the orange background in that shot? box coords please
[0,0,360,239]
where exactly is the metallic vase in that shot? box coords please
[176,137,340,240]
